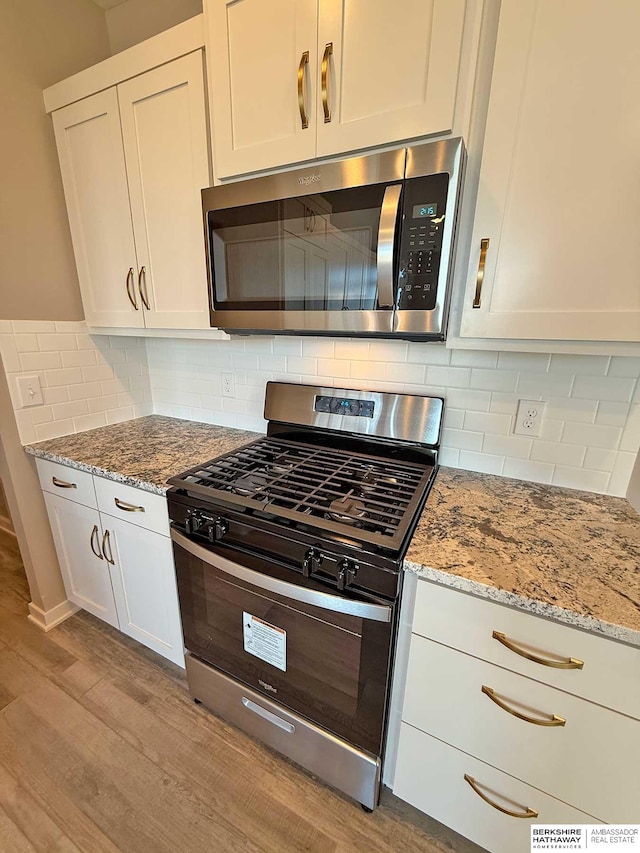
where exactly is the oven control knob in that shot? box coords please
[337,558,359,591]
[302,549,323,577]
[184,511,203,534]
[213,517,229,541]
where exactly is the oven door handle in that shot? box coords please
[376,183,402,309]
[171,528,392,623]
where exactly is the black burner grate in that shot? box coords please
[169,437,433,550]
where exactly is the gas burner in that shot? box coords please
[232,473,270,498]
[326,494,367,525]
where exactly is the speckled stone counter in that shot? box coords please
[25,416,261,495]
[406,468,640,647]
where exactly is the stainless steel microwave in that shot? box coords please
[202,137,465,340]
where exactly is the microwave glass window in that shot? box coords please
[208,184,390,311]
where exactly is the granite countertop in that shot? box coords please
[25,415,260,495]
[406,468,640,647]
[25,417,639,646]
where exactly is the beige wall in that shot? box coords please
[106,0,202,53]
[0,0,110,322]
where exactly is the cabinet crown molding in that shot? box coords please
[43,13,205,113]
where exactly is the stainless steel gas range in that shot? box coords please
[167,382,443,810]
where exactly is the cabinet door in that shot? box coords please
[102,515,184,667]
[43,493,119,628]
[118,52,211,330]
[316,0,466,158]
[460,0,640,342]
[206,0,318,178]
[52,90,143,328]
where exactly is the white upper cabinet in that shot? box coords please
[460,0,640,343]
[53,90,143,329]
[206,0,318,177]
[316,0,466,158]
[51,48,211,330]
[118,53,211,329]
[206,0,470,179]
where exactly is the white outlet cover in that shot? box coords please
[16,374,44,407]
[514,399,545,437]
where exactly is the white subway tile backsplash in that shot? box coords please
[502,458,553,484]
[427,366,471,388]
[552,466,610,493]
[3,321,637,499]
[463,411,512,435]
[550,354,610,375]
[530,440,586,467]
[470,368,518,392]
[572,375,635,402]
[562,421,622,450]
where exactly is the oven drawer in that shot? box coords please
[94,476,169,536]
[403,636,639,823]
[36,458,97,508]
[393,725,600,853]
[186,654,380,809]
[412,581,640,718]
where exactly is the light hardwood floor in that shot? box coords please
[0,529,483,853]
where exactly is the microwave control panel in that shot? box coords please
[397,173,450,311]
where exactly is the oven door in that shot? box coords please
[171,529,394,756]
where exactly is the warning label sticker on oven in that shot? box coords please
[242,612,287,672]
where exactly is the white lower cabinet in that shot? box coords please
[391,580,640,849]
[38,459,184,668]
[103,515,184,667]
[394,726,599,853]
[43,492,119,629]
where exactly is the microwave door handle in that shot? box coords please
[376,183,403,309]
[171,528,391,623]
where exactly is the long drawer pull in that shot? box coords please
[472,238,489,308]
[492,631,584,670]
[321,42,333,123]
[114,497,145,513]
[242,697,295,734]
[52,476,77,489]
[481,685,566,727]
[90,525,103,560]
[102,530,115,565]
[463,774,539,819]
[297,50,309,129]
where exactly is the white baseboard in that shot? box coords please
[27,599,79,632]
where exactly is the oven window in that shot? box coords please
[208,184,392,312]
[174,543,393,755]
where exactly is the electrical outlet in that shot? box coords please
[16,374,44,407]
[514,399,545,436]
[221,372,235,397]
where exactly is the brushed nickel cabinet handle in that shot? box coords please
[101,529,115,565]
[297,51,309,129]
[321,42,333,123]
[492,631,584,670]
[52,476,77,489]
[126,267,138,310]
[481,685,566,727]
[464,774,539,819]
[90,524,103,560]
[472,238,489,308]
[114,497,145,513]
[138,266,151,310]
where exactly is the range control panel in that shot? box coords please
[397,173,450,311]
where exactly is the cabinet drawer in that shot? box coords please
[36,458,97,509]
[413,581,640,719]
[404,636,639,823]
[394,725,600,853]
[94,477,169,537]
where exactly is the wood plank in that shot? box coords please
[0,761,81,852]
[0,683,264,853]
[0,803,37,853]
[0,604,77,676]
[82,677,335,853]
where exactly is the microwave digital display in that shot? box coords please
[412,203,438,218]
